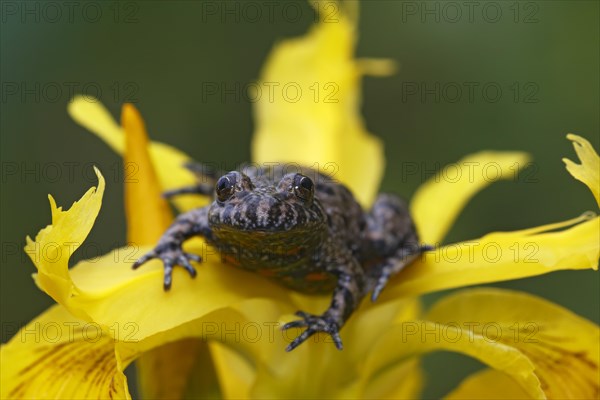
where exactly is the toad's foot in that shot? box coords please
[133,244,201,290]
[282,311,343,352]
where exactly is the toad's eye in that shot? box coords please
[293,174,314,204]
[216,174,236,202]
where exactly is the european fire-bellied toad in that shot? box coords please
[133,163,429,351]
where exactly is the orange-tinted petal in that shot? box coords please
[122,103,173,244]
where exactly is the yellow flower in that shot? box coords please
[563,133,600,205]
[2,3,599,399]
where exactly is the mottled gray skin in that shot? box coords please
[134,163,427,351]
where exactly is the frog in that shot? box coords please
[133,162,429,351]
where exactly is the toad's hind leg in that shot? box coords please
[163,162,220,199]
[365,194,432,301]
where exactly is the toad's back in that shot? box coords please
[134,162,424,351]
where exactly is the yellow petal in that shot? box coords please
[243,298,424,399]
[136,339,222,400]
[49,245,297,342]
[122,103,173,244]
[210,341,255,399]
[24,168,296,342]
[363,319,544,399]
[445,369,535,399]
[360,288,597,399]
[121,104,223,399]
[251,5,392,207]
[362,358,424,400]
[382,212,599,299]
[1,304,264,399]
[563,133,600,206]
[429,288,600,399]
[349,298,425,399]
[22,168,427,398]
[411,151,530,244]
[24,166,105,314]
[165,298,424,399]
[0,305,130,400]
[67,96,124,153]
[67,96,205,212]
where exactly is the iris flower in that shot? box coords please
[2,3,598,399]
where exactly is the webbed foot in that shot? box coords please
[282,311,343,352]
[133,244,201,290]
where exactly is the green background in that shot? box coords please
[1,1,598,398]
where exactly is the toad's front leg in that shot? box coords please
[132,206,213,290]
[282,245,366,352]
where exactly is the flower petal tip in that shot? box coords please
[93,166,106,193]
[563,133,599,206]
[121,103,144,129]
